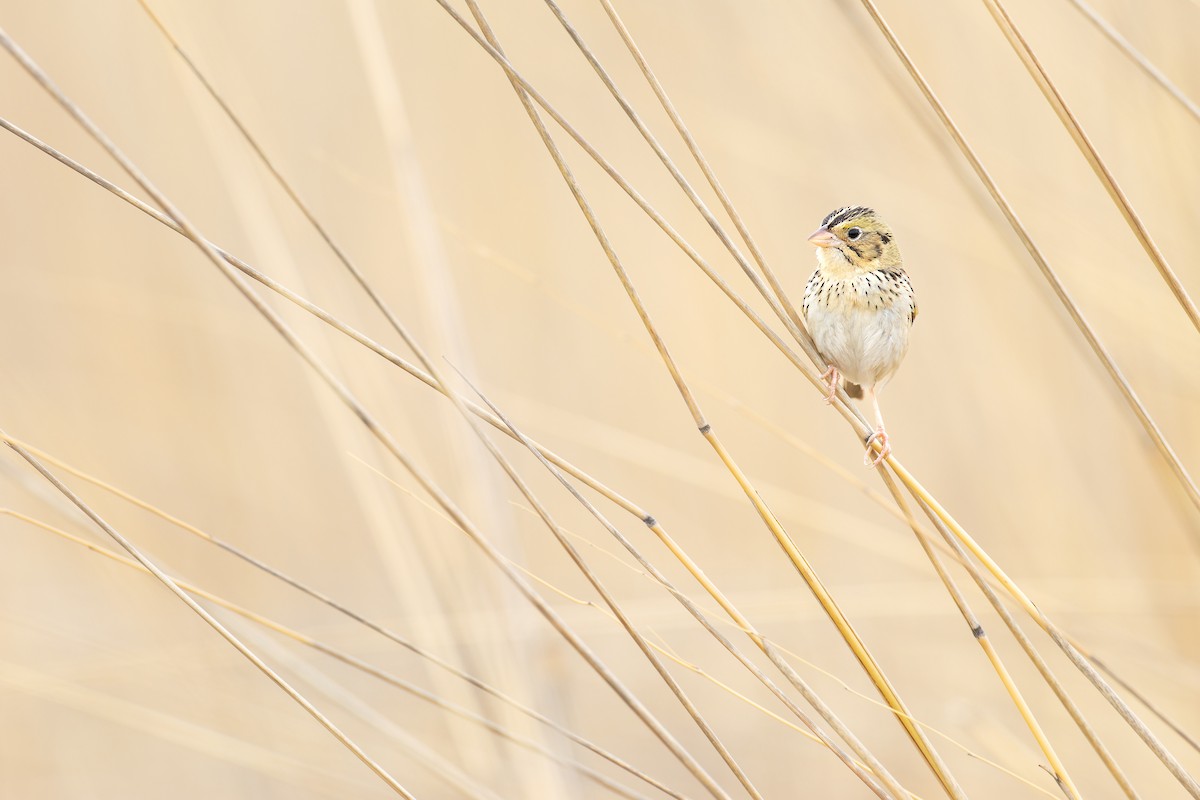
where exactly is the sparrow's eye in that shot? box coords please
[847,227,862,240]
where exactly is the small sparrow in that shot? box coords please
[801,206,916,467]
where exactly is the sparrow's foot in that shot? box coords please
[864,426,891,468]
[821,365,840,404]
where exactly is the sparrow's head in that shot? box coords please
[808,206,901,272]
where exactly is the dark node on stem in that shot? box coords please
[642,515,657,527]
[971,625,985,639]
[698,423,712,434]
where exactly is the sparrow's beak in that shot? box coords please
[807,227,839,248]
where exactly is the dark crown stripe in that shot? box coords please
[821,205,875,228]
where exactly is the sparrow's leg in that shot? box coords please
[820,365,840,404]
[864,385,891,468]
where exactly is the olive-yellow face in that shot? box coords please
[808,206,902,271]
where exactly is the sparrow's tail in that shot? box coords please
[843,381,864,400]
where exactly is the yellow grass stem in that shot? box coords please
[376,459,1102,800]
[904,492,1140,799]
[502,503,1082,800]
[741,396,1136,795]
[443,382,761,800]
[888,455,1200,796]
[370,459,1056,799]
[702,430,965,799]
[459,370,906,799]
[874,470,1082,799]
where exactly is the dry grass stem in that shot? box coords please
[0,110,943,791]
[4,6,1195,797]
[0,659,378,798]
[2,509,659,800]
[892,458,1200,797]
[595,0,812,349]
[540,0,801,348]
[430,0,871,420]
[0,436,415,797]
[870,469,1082,798]
[980,0,1200,333]
[1063,0,1200,122]
[3,443,685,800]
[0,26,733,797]
[449,4,969,795]
[903,494,1140,798]
[559,2,1195,793]
[827,0,1200,528]
[372,452,1129,800]
[455,367,906,799]
[439,374,762,800]
[367,459,1051,799]
[848,2,1200,789]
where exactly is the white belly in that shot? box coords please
[805,300,911,388]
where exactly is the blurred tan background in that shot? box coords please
[1,0,1198,797]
